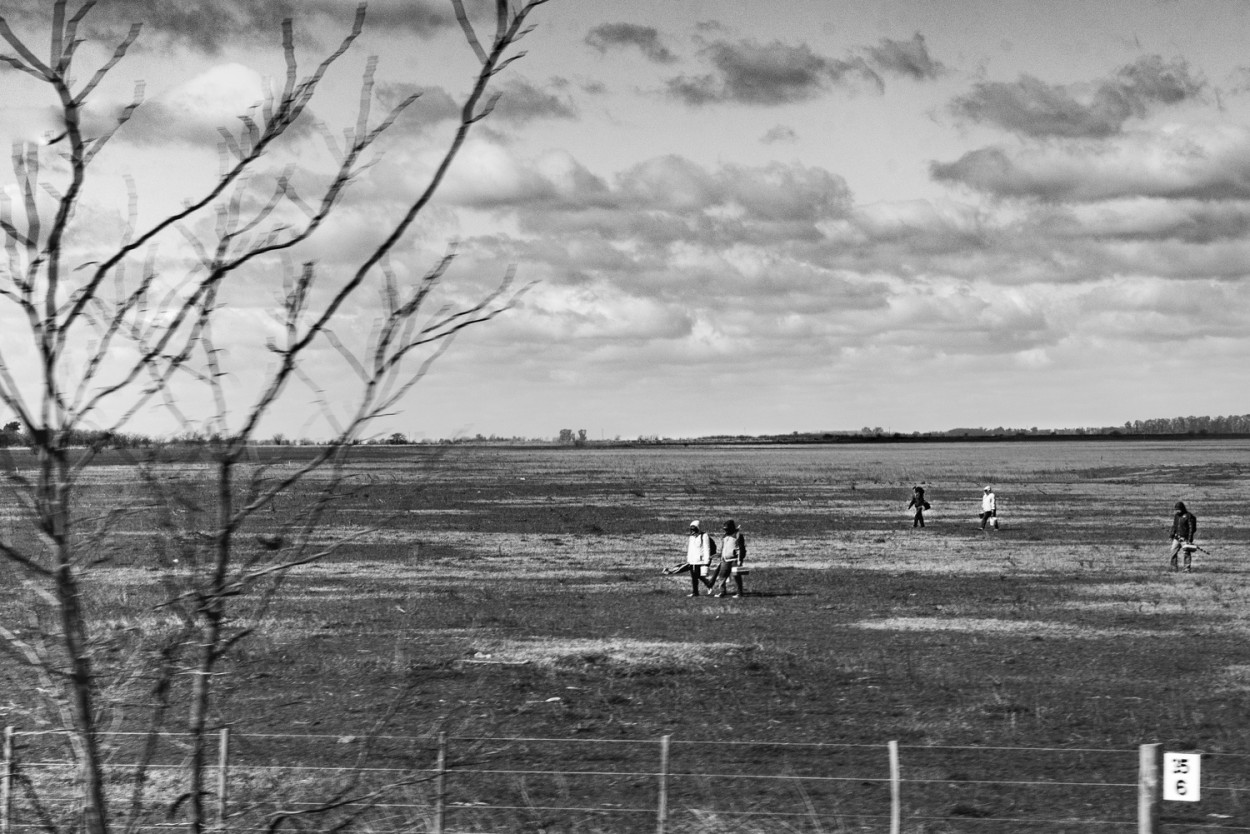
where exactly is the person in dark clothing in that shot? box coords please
[1168,501,1199,572]
[710,519,747,598]
[907,486,930,528]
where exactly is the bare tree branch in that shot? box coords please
[451,0,488,64]
[0,1,551,830]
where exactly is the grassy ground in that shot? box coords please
[3,440,1250,832]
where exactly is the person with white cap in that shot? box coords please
[979,486,997,531]
[710,519,747,598]
[663,520,717,596]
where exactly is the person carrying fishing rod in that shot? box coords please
[1168,500,1200,573]
[662,520,717,596]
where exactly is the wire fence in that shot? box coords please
[3,729,1249,833]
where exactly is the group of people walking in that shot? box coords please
[664,519,747,597]
[905,484,996,530]
[667,489,1204,596]
[906,485,1199,570]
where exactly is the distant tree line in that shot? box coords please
[4,413,1248,450]
[0,421,153,449]
[1119,414,1250,435]
[557,428,588,446]
[933,413,1250,438]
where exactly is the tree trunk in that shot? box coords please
[185,456,234,834]
[46,450,110,834]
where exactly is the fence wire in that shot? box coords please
[3,730,1247,833]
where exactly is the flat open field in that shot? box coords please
[3,439,1250,832]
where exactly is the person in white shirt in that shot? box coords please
[663,520,716,596]
[979,486,997,531]
[710,519,747,598]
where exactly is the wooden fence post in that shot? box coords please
[1,727,13,834]
[656,734,670,834]
[888,740,900,834]
[217,728,229,831]
[433,732,446,834]
[1139,743,1160,834]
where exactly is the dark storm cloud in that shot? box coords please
[864,33,946,81]
[666,39,881,106]
[950,55,1204,138]
[584,22,677,64]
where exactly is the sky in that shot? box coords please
[3,0,1250,441]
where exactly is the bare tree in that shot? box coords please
[0,1,548,831]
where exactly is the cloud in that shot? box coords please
[761,125,798,144]
[930,124,1250,202]
[663,32,947,108]
[117,63,273,146]
[111,68,569,152]
[434,144,854,233]
[1064,199,1250,244]
[536,155,853,252]
[621,155,853,220]
[375,83,461,124]
[65,0,460,53]
[489,78,578,124]
[666,39,881,106]
[150,138,1250,428]
[584,23,677,64]
[950,55,1205,138]
[864,33,946,81]
[364,77,575,134]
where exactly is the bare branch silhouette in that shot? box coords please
[0,1,550,831]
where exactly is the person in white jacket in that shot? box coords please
[979,486,997,531]
[663,520,716,596]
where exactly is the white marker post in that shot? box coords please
[1162,752,1201,802]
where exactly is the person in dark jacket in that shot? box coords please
[710,519,747,598]
[1169,501,1199,572]
[907,486,930,528]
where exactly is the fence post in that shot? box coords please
[656,734,670,834]
[433,732,446,834]
[1,726,13,834]
[888,740,900,834]
[1139,743,1160,834]
[217,728,229,831]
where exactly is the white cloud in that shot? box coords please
[150,64,265,139]
[932,123,1250,202]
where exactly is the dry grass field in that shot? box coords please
[3,439,1249,832]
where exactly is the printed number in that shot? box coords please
[1173,761,1190,774]
[1174,779,1187,795]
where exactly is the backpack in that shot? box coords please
[707,535,718,558]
